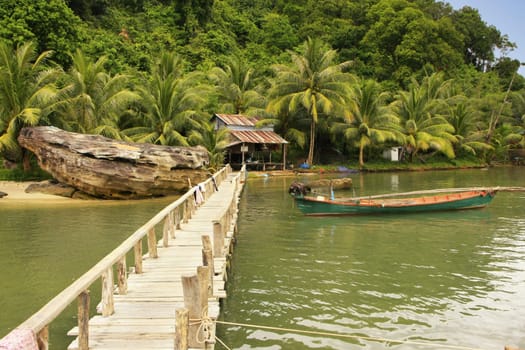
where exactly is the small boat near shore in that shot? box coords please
[288,182,500,216]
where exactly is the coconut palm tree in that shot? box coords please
[267,37,354,165]
[331,79,404,168]
[127,52,207,146]
[59,49,140,139]
[209,56,266,115]
[188,121,230,171]
[392,73,457,161]
[447,101,493,156]
[0,41,62,169]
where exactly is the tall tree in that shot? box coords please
[59,49,140,139]
[188,121,230,171]
[0,0,85,67]
[392,73,457,160]
[126,51,207,146]
[331,79,404,168]
[452,6,510,71]
[0,42,61,169]
[447,101,492,156]
[267,37,354,165]
[209,56,265,114]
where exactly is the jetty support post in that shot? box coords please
[78,290,90,350]
[181,268,214,349]
[174,308,189,350]
[201,235,214,292]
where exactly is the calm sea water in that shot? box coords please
[1,168,524,350]
[218,168,525,350]
[0,196,174,348]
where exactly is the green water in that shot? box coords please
[219,168,525,350]
[0,197,173,348]
[1,168,524,350]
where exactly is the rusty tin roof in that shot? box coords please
[229,130,288,145]
[214,114,259,126]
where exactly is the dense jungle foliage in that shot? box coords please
[0,0,524,171]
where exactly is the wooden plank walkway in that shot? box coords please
[67,171,243,350]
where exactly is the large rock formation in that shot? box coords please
[18,126,210,199]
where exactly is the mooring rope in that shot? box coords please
[213,320,490,350]
[189,307,214,344]
[215,335,233,350]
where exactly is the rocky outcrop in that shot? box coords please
[18,126,210,199]
[25,180,79,198]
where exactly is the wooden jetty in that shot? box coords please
[0,165,245,350]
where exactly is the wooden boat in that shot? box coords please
[288,182,498,216]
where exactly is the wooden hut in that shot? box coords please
[211,113,288,170]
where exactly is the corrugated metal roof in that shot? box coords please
[214,114,259,126]
[230,130,288,144]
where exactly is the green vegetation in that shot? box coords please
[0,0,524,177]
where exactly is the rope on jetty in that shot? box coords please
[214,320,491,350]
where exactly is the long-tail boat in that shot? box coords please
[288,182,498,216]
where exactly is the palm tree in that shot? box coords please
[447,102,493,156]
[209,56,266,114]
[267,37,354,165]
[0,41,62,169]
[188,121,230,171]
[126,52,207,146]
[331,80,404,168]
[59,49,140,139]
[392,73,457,161]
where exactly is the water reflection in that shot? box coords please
[220,168,525,350]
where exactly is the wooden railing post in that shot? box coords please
[101,267,115,316]
[175,208,181,229]
[198,266,211,299]
[213,221,223,257]
[134,239,143,274]
[183,200,189,223]
[201,236,214,295]
[163,215,170,247]
[78,290,90,350]
[117,256,127,294]
[174,308,189,350]
[148,227,158,258]
[169,211,176,238]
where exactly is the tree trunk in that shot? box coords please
[307,118,315,165]
[359,142,364,169]
[22,150,32,172]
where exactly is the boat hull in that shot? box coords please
[292,191,496,216]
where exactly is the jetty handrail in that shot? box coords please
[6,165,232,347]
[211,165,245,256]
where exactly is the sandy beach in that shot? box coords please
[0,181,72,202]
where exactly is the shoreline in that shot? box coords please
[0,181,73,203]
